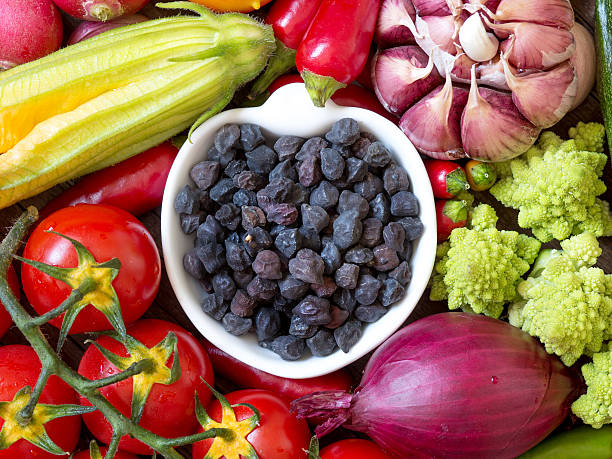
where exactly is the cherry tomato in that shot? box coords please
[193,389,311,459]
[21,204,161,334]
[78,319,214,455]
[188,0,273,13]
[0,264,20,339]
[0,345,81,458]
[72,447,138,459]
[319,439,393,459]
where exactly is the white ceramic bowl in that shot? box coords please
[161,83,436,379]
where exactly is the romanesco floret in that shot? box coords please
[572,350,612,428]
[430,204,541,318]
[569,121,606,153]
[508,233,612,366]
[490,123,611,242]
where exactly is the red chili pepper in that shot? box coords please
[297,0,380,107]
[201,339,353,401]
[436,199,468,242]
[249,0,324,98]
[269,74,397,122]
[424,159,470,199]
[40,142,178,219]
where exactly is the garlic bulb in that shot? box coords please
[459,13,499,62]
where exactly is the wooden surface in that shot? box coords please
[0,0,610,455]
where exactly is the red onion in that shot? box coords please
[291,313,579,459]
[67,14,148,45]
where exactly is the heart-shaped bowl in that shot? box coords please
[161,83,436,378]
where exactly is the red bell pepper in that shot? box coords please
[201,339,353,401]
[269,74,398,122]
[249,0,324,98]
[40,142,178,219]
[297,0,380,107]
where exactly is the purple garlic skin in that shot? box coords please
[370,0,585,162]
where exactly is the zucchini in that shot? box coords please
[595,0,612,155]
[0,1,275,209]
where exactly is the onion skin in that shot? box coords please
[0,0,63,70]
[67,14,148,45]
[292,313,579,459]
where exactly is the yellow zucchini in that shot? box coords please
[0,1,275,209]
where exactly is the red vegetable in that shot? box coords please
[51,0,149,21]
[249,0,323,97]
[267,0,323,50]
[0,0,63,70]
[67,13,148,45]
[201,339,353,401]
[436,199,468,242]
[319,439,393,459]
[296,0,381,106]
[424,159,469,199]
[0,345,82,458]
[291,313,579,459]
[193,389,311,459]
[0,264,19,339]
[21,204,161,336]
[269,74,397,122]
[40,142,178,220]
[79,319,214,455]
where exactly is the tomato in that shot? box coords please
[72,447,138,459]
[0,345,81,458]
[21,204,160,334]
[188,0,273,13]
[319,439,393,459]
[0,264,20,339]
[193,389,311,459]
[78,319,214,455]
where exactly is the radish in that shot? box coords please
[0,0,63,70]
[52,0,150,21]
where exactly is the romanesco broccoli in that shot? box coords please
[508,233,612,366]
[430,204,541,318]
[490,124,612,242]
[572,350,612,428]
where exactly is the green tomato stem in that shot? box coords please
[17,368,51,426]
[27,278,96,328]
[0,208,243,459]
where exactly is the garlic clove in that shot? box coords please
[477,56,509,90]
[569,23,596,109]
[415,15,460,56]
[501,54,577,128]
[462,66,540,161]
[459,13,499,62]
[464,0,501,13]
[493,0,574,29]
[372,45,443,115]
[449,52,478,83]
[399,71,469,159]
[486,20,576,71]
[412,0,453,16]
[376,0,418,48]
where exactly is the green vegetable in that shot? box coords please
[573,350,612,428]
[595,0,612,156]
[508,233,610,366]
[520,425,612,458]
[430,204,541,318]
[0,1,275,210]
[490,124,612,242]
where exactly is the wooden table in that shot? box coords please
[0,0,610,454]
